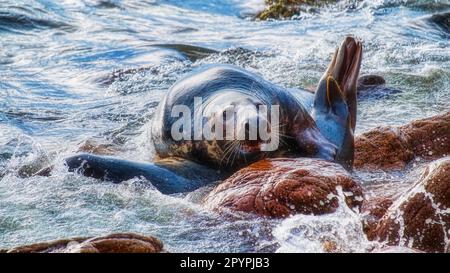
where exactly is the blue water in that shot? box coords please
[0,0,449,252]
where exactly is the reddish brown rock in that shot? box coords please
[3,233,164,253]
[371,246,423,253]
[403,112,450,159]
[369,157,450,253]
[354,127,413,170]
[361,182,412,240]
[361,196,394,240]
[355,111,450,170]
[203,158,363,218]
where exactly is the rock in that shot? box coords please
[354,111,450,170]
[369,157,450,252]
[354,127,414,170]
[203,158,363,218]
[361,196,393,240]
[427,12,450,33]
[361,181,412,239]
[402,112,450,159]
[256,0,333,20]
[78,139,120,155]
[371,246,423,253]
[3,233,164,253]
[357,75,386,89]
[356,75,401,100]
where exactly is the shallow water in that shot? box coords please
[0,0,449,252]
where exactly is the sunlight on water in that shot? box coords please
[0,0,449,252]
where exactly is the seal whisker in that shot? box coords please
[221,140,239,167]
[230,142,241,167]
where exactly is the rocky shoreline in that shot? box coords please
[2,111,449,253]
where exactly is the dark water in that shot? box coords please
[0,0,449,252]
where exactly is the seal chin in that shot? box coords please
[239,140,262,154]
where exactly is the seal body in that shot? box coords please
[151,64,336,171]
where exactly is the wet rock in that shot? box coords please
[307,74,400,99]
[361,181,412,239]
[3,233,164,253]
[357,74,386,88]
[256,0,333,20]
[355,111,450,170]
[427,12,449,33]
[402,112,450,159]
[371,246,423,253]
[355,127,414,170]
[203,158,363,218]
[78,139,120,155]
[16,153,54,178]
[357,74,401,99]
[369,157,450,253]
[361,196,393,240]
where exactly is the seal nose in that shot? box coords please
[237,113,260,140]
[243,120,259,140]
[244,122,251,140]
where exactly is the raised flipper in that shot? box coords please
[312,76,354,169]
[311,36,361,170]
[64,153,216,194]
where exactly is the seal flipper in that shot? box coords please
[64,153,208,194]
[154,157,224,182]
[312,76,354,170]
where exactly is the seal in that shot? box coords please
[151,65,338,171]
[61,36,362,194]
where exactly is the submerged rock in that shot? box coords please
[2,233,164,253]
[203,158,363,218]
[357,75,401,99]
[354,111,450,170]
[256,0,334,20]
[369,157,450,253]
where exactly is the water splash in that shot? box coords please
[273,187,378,253]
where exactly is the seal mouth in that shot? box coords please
[240,140,261,154]
[326,36,362,98]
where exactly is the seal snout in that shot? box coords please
[235,111,271,154]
